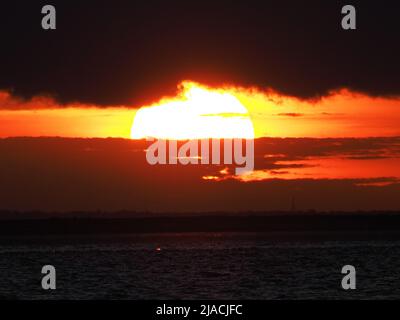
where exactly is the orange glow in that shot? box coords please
[131,82,255,139]
[130,82,400,139]
[0,91,135,138]
[210,156,400,183]
[234,88,400,138]
[0,108,135,138]
[0,82,399,139]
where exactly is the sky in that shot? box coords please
[0,0,399,212]
[1,83,400,139]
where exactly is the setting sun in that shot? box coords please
[130,82,255,140]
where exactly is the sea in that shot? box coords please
[0,232,399,300]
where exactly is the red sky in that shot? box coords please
[0,83,399,212]
[0,137,399,212]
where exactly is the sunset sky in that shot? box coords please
[0,1,399,212]
[0,83,399,139]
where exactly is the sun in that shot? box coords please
[131,81,254,140]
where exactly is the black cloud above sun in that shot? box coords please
[0,0,399,106]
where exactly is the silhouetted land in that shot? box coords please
[1,212,400,240]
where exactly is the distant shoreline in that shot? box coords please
[1,213,400,240]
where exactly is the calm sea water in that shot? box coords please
[0,233,399,300]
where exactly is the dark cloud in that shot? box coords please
[254,137,400,166]
[0,137,399,212]
[0,0,399,106]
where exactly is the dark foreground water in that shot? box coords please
[0,233,399,300]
